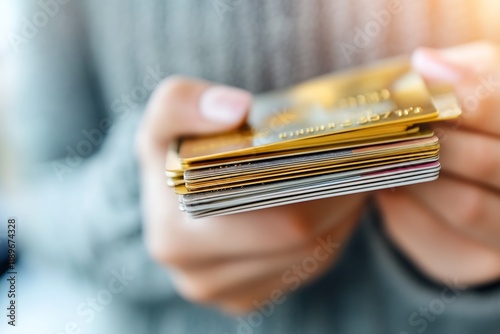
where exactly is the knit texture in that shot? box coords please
[6,1,500,333]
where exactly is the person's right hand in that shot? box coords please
[135,77,367,313]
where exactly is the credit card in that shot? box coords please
[166,57,462,218]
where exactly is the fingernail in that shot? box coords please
[200,86,251,124]
[438,42,500,72]
[412,48,467,83]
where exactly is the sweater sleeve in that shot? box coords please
[7,0,177,303]
[360,205,500,334]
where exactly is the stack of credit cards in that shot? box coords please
[166,58,462,218]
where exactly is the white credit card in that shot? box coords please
[181,157,438,204]
[182,162,440,218]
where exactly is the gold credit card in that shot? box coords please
[175,152,439,194]
[184,136,440,183]
[178,58,439,163]
[165,56,463,217]
[183,125,419,170]
[184,150,439,191]
[180,158,440,205]
[166,127,432,186]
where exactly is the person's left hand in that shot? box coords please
[376,41,500,286]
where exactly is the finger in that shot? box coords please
[413,42,500,79]
[453,70,500,138]
[376,189,500,286]
[134,76,260,266]
[433,126,500,189]
[412,42,500,138]
[171,238,335,309]
[403,175,500,249]
[139,76,365,267]
[169,216,355,306]
[147,193,365,268]
[216,249,337,314]
[136,76,252,164]
[136,79,251,227]
[136,78,363,277]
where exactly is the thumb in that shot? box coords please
[412,42,500,137]
[137,76,252,159]
[411,41,500,83]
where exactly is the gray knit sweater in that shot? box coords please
[5,0,500,333]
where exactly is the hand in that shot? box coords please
[376,41,500,286]
[135,77,367,313]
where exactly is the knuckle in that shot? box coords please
[460,79,496,123]
[157,75,193,101]
[284,212,317,245]
[175,279,218,304]
[458,187,486,226]
[471,93,491,119]
[145,75,196,128]
[468,139,497,181]
[461,91,487,123]
[144,239,169,265]
[256,207,312,245]
[145,235,187,268]
[479,155,498,181]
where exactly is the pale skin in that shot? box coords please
[135,41,500,313]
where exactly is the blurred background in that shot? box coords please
[0,2,9,179]
[0,0,10,271]
[0,1,499,334]
[0,2,12,185]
